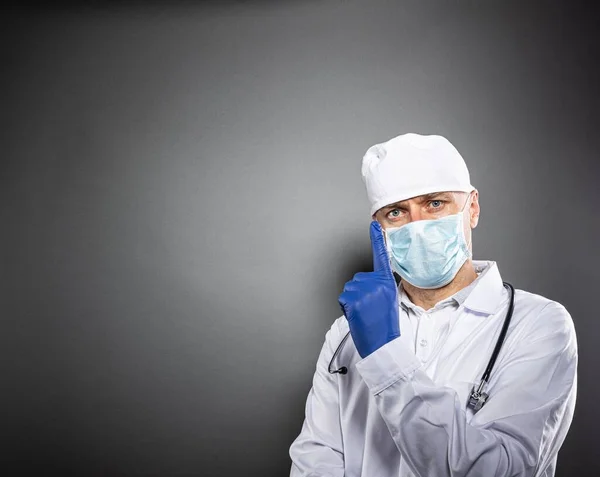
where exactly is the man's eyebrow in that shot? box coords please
[380,200,406,210]
[382,192,455,210]
[420,192,454,201]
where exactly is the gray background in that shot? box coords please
[2,1,599,476]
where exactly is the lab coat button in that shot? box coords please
[420,339,428,347]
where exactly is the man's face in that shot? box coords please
[374,190,480,247]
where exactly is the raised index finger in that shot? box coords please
[370,220,393,276]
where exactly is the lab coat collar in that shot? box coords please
[398,260,504,316]
[460,260,505,315]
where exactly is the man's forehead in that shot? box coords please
[382,191,459,209]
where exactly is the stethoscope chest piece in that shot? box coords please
[468,381,489,412]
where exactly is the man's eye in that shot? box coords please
[430,200,443,208]
[388,209,401,218]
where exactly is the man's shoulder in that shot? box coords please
[512,287,577,348]
[327,315,349,341]
[513,287,571,317]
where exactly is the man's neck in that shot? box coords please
[401,260,478,311]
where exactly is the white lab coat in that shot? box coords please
[289,260,578,477]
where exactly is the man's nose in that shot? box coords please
[407,205,425,222]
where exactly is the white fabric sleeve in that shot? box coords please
[289,319,346,477]
[355,302,578,477]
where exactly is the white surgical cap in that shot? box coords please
[361,133,475,216]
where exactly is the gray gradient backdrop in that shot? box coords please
[3,1,599,476]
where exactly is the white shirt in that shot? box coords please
[289,260,578,477]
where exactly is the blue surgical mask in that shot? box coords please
[384,196,472,289]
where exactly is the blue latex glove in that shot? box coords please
[338,221,400,359]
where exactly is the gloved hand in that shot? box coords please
[338,221,400,359]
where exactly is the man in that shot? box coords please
[289,133,577,477]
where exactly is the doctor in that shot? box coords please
[289,133,578,477]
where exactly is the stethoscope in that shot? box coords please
[328,281,516,413]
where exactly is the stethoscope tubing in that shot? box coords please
[328,282,516,386]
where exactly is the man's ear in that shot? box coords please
[469,189,480,229]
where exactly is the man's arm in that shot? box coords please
[355,301,578,477]
[289,318,346,477]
